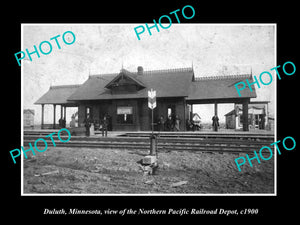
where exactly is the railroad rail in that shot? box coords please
[121,132,274,140]
[24,130,275,140]
[23,131,275,155]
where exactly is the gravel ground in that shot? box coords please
[23,147,274,194]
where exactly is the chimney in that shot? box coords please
[137,66,143,75]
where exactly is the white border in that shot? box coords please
[21,23,277,196]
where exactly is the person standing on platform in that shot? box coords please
[84,114,91,137]
[174,115,180,131]
[58,118,62,128]
[158,115,165,131]
[70,115,76,128]
[261,115,265,129]
[102,115,108,137]
[212,115,219,132]
[62,117,66,128]
[166,116,171,131]
[171,113,176,131]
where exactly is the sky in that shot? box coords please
[22,24,275,125]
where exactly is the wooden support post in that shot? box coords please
[235,104,239,129]
[214,102,218,116]
[242,100,249,131]
[41,104,44,129]
[64,106,66,120]
[60,105,63,119]
[136,101,140,131]
[53,104,56,129]
[265,103,268,129]
[183,98,186,131]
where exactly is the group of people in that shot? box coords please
[58,117,66,128]
[82,113,220,136]
[84,114,110,137]
[157,114,220,132]
[186,119,201,131]
[157,114,181,131]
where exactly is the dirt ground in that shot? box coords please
[23,147,274,194]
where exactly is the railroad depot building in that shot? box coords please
[35,66,257,131]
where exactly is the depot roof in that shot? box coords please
[68,68,194,100]
[187,74,257,103]
[35,67,257,105]
[35,84,81,105]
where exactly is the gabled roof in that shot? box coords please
[35,84,81,105]
[187,74,257,102]
[105,69,146,89]
[68,68,194,101]
[224,109,236,116]
[192,113,201,120]
[24,109,35,115]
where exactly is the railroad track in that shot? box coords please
[23,133,274,154]
[24,130,275,140]
[121,132,274,140]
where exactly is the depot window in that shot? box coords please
[117,106,133,124]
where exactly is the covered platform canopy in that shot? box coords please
[186,74,257,131]
[35,84,81,129]
[187,74,256,104]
